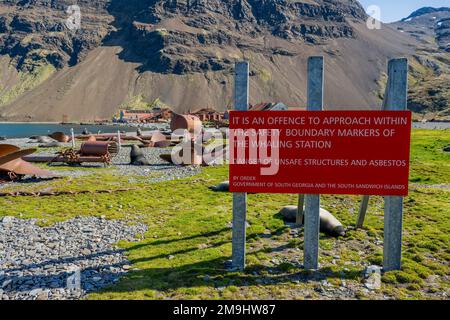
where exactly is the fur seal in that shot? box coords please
[209,181,230,192]
[278,205,345,237]
[39,141,62,148]
[130,145,150,166]
[31,136,54,144]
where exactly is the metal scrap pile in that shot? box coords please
[24,140,119,165]
[0,144,55,183]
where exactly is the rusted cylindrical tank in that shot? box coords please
[79,141,118,157]
[170,113,202,135]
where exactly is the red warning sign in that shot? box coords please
[229,111,412,196]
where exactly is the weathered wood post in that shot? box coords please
[355,57,409,233]
[296,194,305,225]
[70,128,76,149]
[303,56,324,270]
[383,58,408,271]
[231,61,249,270]
[356,195,370,228]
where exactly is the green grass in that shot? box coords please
[409,129,450,184]
[0,129,449,299]
[0,64,55,106]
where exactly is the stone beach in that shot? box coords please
[0,216,148,300]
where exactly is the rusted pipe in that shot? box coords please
[79,141,118,157]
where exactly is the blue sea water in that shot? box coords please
[0,123,136,138]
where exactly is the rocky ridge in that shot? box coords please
[391,7,450,119]
[0,1,448,120]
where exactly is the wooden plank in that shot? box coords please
[231,61,249,270]
[356,195,370,228]
[355,57,409,229]
[303,56,324,270]
[383,58,408,271]
[296,194,305,225]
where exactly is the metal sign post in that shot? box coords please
[230,57,408,273]
[382,58,408,271]
[303,56,324,270]
[353,58,408,271]
[231,61,249,270]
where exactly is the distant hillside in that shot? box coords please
[401,7,450,22]
[0,1,447,121]
[391,6,450,120]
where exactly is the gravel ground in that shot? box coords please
[0,216,148,300]
[111,144,201,182]
[412,122,450,130]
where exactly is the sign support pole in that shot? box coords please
[296,194,305,225]
[303,56,324,270]
[356,195,370,228]
[383,58,408,271]
[355,58,409,231]
[231,61,249,270]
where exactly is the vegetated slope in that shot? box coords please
[0,0,433,122]
[391,7,450,120]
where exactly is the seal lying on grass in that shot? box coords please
[30,136,54,144]
[209,181,230,192]
[39,141,62,148]
[279,205,346,237]
[130,145,150,166]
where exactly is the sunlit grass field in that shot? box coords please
[0,129,449,299]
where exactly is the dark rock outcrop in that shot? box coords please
[105,0,366,74]
[0,0,367,73]
[0,0,112,70]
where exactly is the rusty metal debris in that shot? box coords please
[0,188,136,197]
[24,141,119,165]
[48,132,71,143]
[150,131,171,148]
[160,113,229,166]
[0,144,55,183]
[157,113,204,165]
[79,141,118,157]
[170,113,202,137]
[77,133,142,143]
[159,140,203,166]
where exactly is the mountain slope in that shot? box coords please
[391,6,450,120]
[0,1,440,121]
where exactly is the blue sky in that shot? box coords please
[358,0,450,23]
